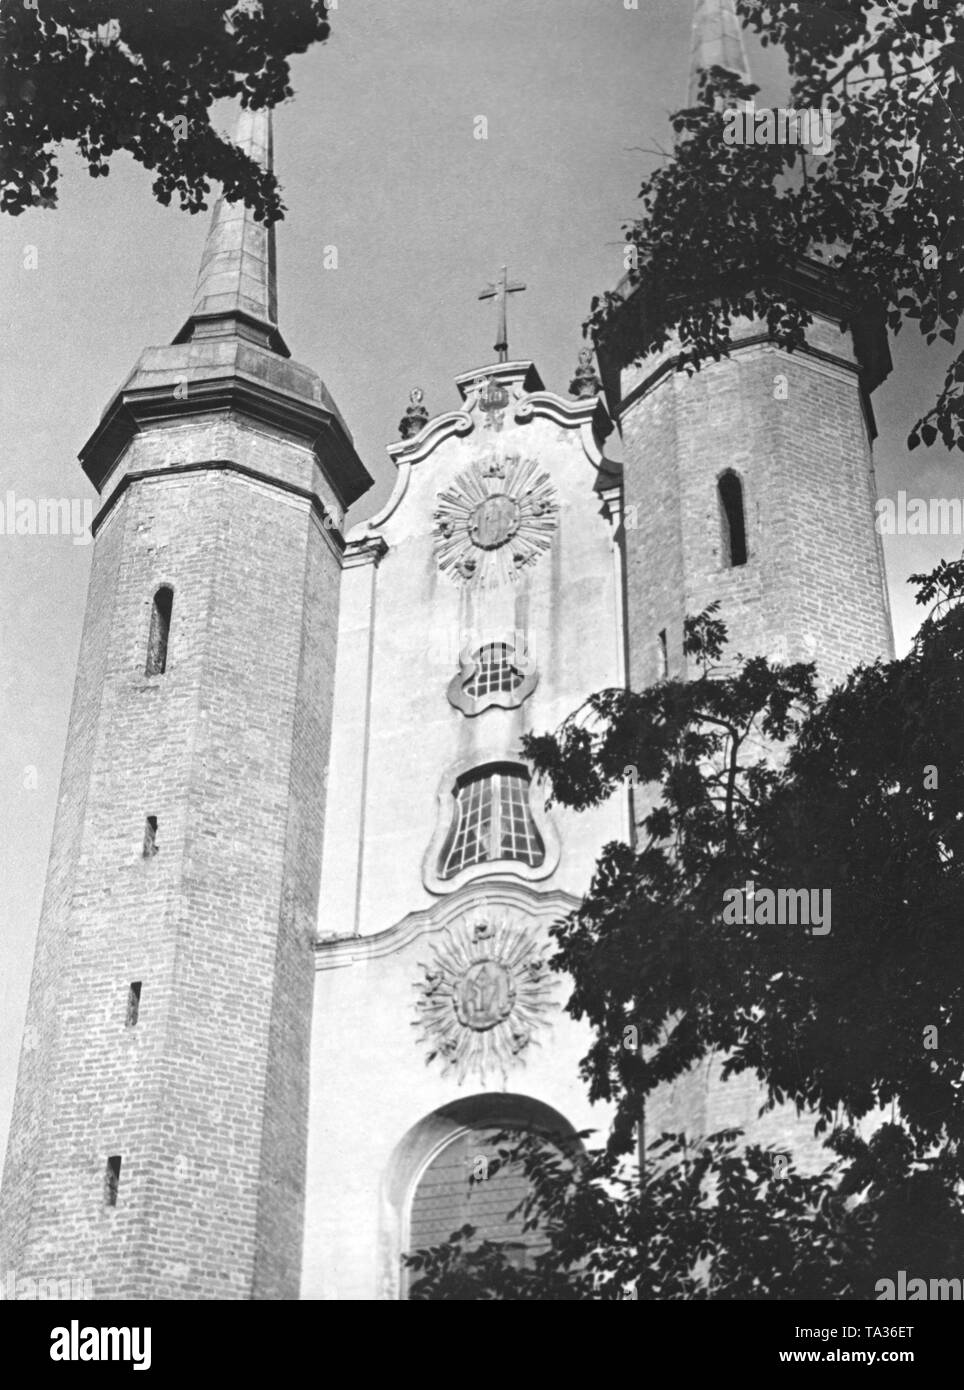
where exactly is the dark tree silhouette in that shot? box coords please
[588,1,964,449]
[1,1,333,222]
[406,560,964,1298]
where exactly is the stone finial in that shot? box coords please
[398,387,429,440]
[569,347,601,400]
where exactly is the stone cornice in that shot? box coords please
[341,534,389,569]
[80,373,372,514]
[616,329,882,441]
[314,881,579,969]
[172,309,290,359]
[361,368,618,541]
[617,330,864,419]
[515,391,616,479]
[453,360,545,401]
[599,484,624,528]
[598,256,892,421]
[515,389,609,434]
[385,411,474,469]
[90,458,347,563]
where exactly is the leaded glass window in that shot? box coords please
[464,644,524,700]
[439,765,544,879]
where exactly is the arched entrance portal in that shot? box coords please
[408,1126,551,1281]
[379,1094,580,1299]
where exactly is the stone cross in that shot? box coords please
[478,265,526,363]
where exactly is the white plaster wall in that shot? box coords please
[306,372,626,1299]
[319,392,626,940]
[302,893,607,1301]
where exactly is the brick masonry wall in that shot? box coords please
[0,416,341,1299]
[619,324,894,1169]
[621,330,894,689]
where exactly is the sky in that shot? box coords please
[0,0,960,1165]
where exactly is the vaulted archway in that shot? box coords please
[379,1094,581,1300]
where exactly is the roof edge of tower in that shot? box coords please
[79,370,372,514]
[595,256,892,417]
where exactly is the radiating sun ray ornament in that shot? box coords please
[413,913,557,1084]
[433,451,558,587]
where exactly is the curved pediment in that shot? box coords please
[315,880,578,966]
[345,360,616,548]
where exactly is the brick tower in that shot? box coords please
[608,0,894,696]
[0,108,370,1299]
[599,0,895,1152]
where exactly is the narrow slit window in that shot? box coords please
[145,586,173,676]
[126,982,142,1028]
[142,816,158,858]
[104,1155,122,1208]
[718,472,747,568]
[657,629,668,680]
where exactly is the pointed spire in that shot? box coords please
[688,0,752,106]
[174,106,289,357]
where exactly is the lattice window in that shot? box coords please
[464,644,524,700]
[447,636,538,717]
[440,765,544,879]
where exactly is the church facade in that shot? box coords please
[304,357,626,1299]
[0,2,895,1300]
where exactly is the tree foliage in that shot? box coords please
[1,1,333,222]
[524,580,964,1158]
[408,566,964,1298]
[589,0,964,450]
[406,1125,964,1300]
